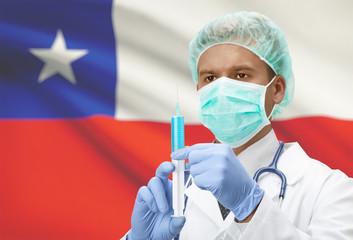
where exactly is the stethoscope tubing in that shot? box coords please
[253,141,287,208]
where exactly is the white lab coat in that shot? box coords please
[179,131,353,239]
[122,130,353,239]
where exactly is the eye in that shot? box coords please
[236,73,248,79]
[205,76,216,82]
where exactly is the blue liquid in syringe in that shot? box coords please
[171,102,184,152]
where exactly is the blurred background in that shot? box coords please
[0,0,352,239]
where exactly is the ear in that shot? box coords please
[273,75,286,104]
[196,83,200,91]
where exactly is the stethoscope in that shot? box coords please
[253,141,287,208]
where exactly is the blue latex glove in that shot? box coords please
[128,162,186,240]
[171,143,264,221]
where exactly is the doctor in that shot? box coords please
[123,12,353,239]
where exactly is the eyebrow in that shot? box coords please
[199,70,214,75]
[198,65,255,75]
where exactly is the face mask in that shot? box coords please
[198,76,276,148]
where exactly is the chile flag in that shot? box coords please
[1,1,352,239]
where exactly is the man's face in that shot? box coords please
[197,44,279,116]
[197,44,275,89]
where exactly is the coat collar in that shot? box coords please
[237,130,280,178]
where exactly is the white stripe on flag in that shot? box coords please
[113,0,353,122]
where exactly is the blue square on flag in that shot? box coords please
[0,0,116,118]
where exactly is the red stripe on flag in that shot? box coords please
[0,117,137,239]
[0,116,213,239]
[0,116,351,239]
[273,116,353,177]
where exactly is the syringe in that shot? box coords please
[171,101,185,217]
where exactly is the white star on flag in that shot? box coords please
[29,29,88,84]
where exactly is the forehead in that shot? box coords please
[197,44,266,73]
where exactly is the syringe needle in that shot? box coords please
[176,78,180,116]
[176,101,180,116]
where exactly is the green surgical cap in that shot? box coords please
[189,11,294,116]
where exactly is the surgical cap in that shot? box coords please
[189,11,294,116]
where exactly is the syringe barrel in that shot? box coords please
[171,116,184,152]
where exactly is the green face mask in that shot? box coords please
[198,76,275,148]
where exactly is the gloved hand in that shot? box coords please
[170,143,264,221]
[128,161,186,240]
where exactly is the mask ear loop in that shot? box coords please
[267,105,276,121]
[266,75,277,121]
[266,75,277,88]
